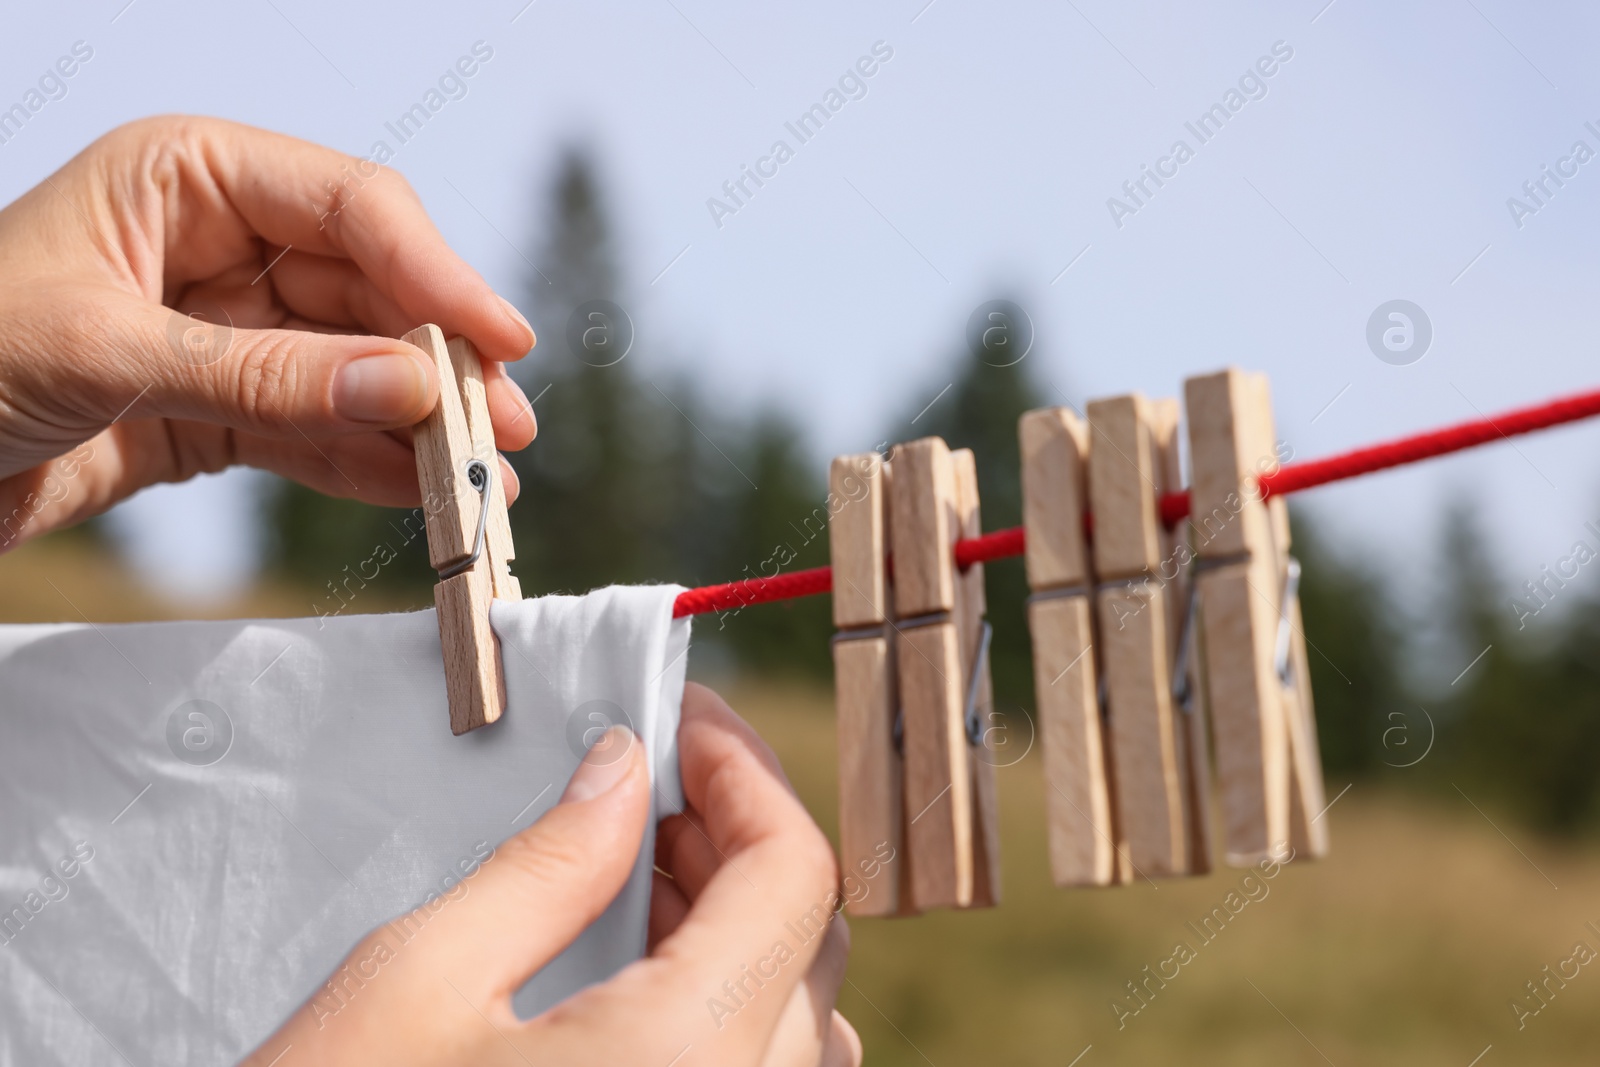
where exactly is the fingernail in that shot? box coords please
[505,373,531,412]
[499,457,522,503]
[561,725,636,804]
[497,373,537,445]
[499,296,536,353]
[333,353,430,423]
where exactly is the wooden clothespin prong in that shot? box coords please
[1019,406,1121,888]
[1153,399,1214,876]
[1247,374,1328,860]
[889,437,977,911]
[448,336,521,601]
[830,452,914,917]
[407,325,517,735]
[1086,394,1199,879]
[1184,368,1292,864]
[951,448,1001,908]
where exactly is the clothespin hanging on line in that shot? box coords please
[951,447,1002,908]
[829,452,914,917]
[832,438,992,915]
[1019,407,1122,887]
[1184,367,1326,865]
[405,324,521,736]
[1086,394,1212,879]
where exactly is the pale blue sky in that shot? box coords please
[6,0,1600,625]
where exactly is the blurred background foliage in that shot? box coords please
[262,150,1600,839]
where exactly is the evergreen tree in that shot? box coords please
[1435,498,1600,832]
[507,151,686,593]
[507,151,829,674]
[1290,511,1409,776]
[690,414,833,676]
[1505,594,1600,831]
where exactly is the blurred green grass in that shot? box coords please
[731,682,1600,1066]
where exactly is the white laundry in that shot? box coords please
[0,585,690,1067]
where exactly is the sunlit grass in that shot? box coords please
[728,681,1600,1067]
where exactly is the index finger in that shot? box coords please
[133,116,536,362]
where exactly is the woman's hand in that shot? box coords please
[242,683,862,1067]
[0,115,536,549]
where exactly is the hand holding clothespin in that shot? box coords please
[405,325,521,735]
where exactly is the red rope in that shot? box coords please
[953,526,1026,570]
[1256,386,1600,498]
[669,566,835,618]
[671,385,1600,618]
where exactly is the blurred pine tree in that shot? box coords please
[505,150,689,593]
[505,150,829,674]
[1436,499,1600,833]
[1290,510,1409,777]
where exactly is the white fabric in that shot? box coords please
[0,585,690,1066]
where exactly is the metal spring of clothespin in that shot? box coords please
[1273,558,1302,687]
[438,460,491,581]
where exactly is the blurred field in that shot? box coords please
[0,536,420,624]
[7,537,1600,1063]
[731,683,1600,1066]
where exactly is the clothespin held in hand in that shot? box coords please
[1019,407,1121,887]
[829,452,914,917]
[405,325,520,735]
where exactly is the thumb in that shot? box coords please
[407,726,653,1000]
[91,298,441,435]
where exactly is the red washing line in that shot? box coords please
[670,386,1600,619]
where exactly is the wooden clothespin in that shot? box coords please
[951,448,1001,908]
[1249,374,1327,859]
[1154,400,1214,877]
[829,452,913,917]
[405,325,520,735]
[1086,394,1209,878]
[1018,407,1121,887]
[887,437,997,911]
[1184,367,1321,864]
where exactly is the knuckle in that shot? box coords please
[496,825,585,887]
[375,165,416,199]
[360,165,418,217]
[100,114,205,167]
[232,334,301,425]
